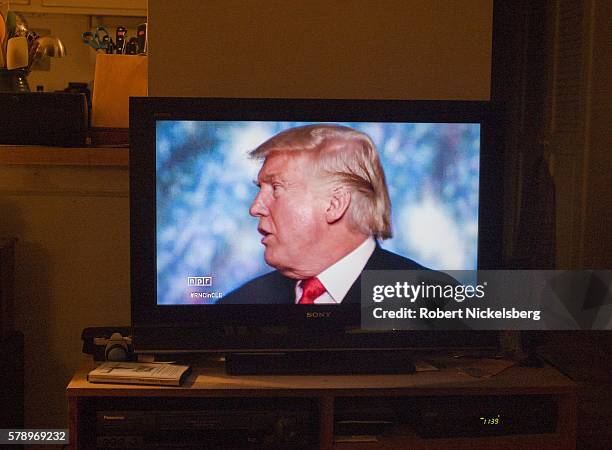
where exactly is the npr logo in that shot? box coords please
[188,277,212,287]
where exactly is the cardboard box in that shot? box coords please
[91,54,147,128]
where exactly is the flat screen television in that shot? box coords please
[130,97,503,355]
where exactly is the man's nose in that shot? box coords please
[249,192,269,217]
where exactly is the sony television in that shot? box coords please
[130,97,503,355]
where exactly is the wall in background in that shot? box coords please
[148,0,492,100]
[0,162,130,429]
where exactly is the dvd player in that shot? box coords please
[95,397,316,449]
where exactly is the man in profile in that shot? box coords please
[220,124,426,304]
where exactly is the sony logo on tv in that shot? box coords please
[306,312,332,319]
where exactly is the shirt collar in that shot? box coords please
[317,237,376,303]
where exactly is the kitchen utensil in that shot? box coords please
[136,22,147,54]
[28,36,66,71]
[0,15,5,67]
[33,35,66,58]
[5,10,15,38]
[115,26,127,54]
[104,35,115,54]
[6,36,28,69]
[25,29,39,56]
[0,11,5,42]
[12,12,28,37]
[101,34,114,54]
[27,39,38,69]
[9,12,38,67]
[124,37,138,55]
[82,26,110,51]
[0,3,7,63]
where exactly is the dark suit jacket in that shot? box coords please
[218,245,428,305]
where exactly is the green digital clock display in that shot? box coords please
[479,414,501,425]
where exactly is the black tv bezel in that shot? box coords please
[130,97,503,352]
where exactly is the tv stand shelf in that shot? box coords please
[66,358,576,449]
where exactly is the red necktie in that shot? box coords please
[298,277,326,304]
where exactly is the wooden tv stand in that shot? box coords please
[66,358,576,449]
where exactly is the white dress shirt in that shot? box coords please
[294,237,376,304]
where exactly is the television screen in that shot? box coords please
[130,97,502,352]
[156,121,480,306]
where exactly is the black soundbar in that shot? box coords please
[225,350,416,375]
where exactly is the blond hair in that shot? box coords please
[250,124,392,239]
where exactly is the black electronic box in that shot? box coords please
[93,397,316,449]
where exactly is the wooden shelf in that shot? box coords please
[332,433,575,450]
[0,145,129,167]
[66,359,577,449]
[67,359,576,397]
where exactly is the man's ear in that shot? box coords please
[325,187,351,224]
